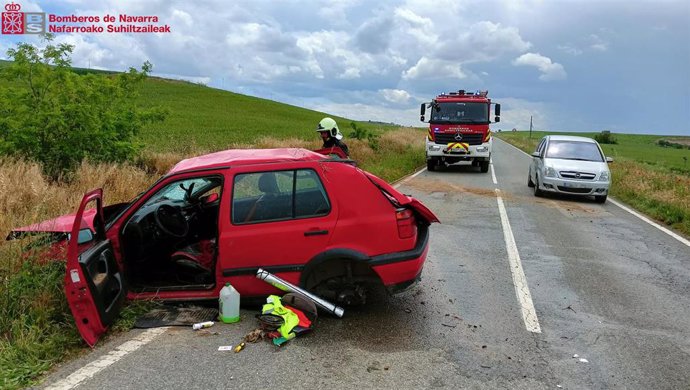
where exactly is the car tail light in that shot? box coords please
[396,208,417,239]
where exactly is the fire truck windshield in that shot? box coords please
[430,102,489,124]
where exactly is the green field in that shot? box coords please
[136,78,371,151]
[496,131,690,236]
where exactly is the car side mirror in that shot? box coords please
[494,103,501,116]
[494,116,500,123]
[531,152,541,158]
[606,157,614,163]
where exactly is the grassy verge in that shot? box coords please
[495,131,690,237]
[0,127,426,389]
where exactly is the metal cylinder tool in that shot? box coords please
[255,268,345,318]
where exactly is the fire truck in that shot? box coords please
[420,90,500,172]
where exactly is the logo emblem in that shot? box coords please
[454,133,463,141]
[2,2,23,34]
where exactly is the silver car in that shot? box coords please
[528,135,613,203]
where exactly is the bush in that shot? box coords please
[0,35,166,180]
[594,130,617,144]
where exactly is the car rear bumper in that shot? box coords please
[540,176,610,196]
[369,225,430,293]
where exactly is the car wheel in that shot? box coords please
[595,194,607,203]
[527,171,535,187]
[533,175,543,197]
[427,159,436,171]
[479,161,489,173]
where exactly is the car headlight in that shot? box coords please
[545,166,557,178]
[599,171,610,181]
[429,145,441,151]
[476,146,488,152]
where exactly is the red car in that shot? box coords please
[8,148,438,346]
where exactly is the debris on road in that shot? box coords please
[218,346,234,351]
[367,361,383,373]
[244,329,265,343]
[192,321,214,330]
[234,342,246,353]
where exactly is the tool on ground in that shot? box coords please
[256,268,344,318]
[192,321,214,330]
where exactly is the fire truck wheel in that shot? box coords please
[427,159,436,171]
[479,161,489,173]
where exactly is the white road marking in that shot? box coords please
[608,198,690,248]
[490,162,498,185]
[495,189,542,333]
[495,138,690,248]
[45,327,168,390]
[393,167,427,188]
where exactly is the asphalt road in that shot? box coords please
[39,138,690,390]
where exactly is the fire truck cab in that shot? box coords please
[420,90,500,172]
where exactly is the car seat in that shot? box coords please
[245,173,280,222]
[171,239,216,283]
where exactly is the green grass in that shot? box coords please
[496,131,690,236]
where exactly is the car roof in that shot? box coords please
[168,148,327,174]
[546,135,597,143]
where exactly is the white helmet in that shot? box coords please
[316,117,343,140]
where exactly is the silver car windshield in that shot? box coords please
[546,141,604,162]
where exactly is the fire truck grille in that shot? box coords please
[433,133,485,145]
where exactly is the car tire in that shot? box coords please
[527,172,535,187]
[595,194,607,203]
[427,159,436,171]
[533,175,543,197]
[480,161,489,173]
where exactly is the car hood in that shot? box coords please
[544,158,609,173]
[7,209,96,240]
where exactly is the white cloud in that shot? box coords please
[491,97,552,132]
[558,44,583,56]
[380,89,411,104]
[512,52,567,81]
[589,34,609,51]
[435,21,531,62]
[402,57,467,80]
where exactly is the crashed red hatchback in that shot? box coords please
[8,148,438,346]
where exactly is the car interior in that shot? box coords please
[120,176,223,291]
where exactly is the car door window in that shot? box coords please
[232,171,294,223]
[232,169,330,224]
[295,169,330,218]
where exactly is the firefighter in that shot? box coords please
[316,117,349,156]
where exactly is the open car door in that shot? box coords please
[66,189,126,347]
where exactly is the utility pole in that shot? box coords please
[529,115,533,139]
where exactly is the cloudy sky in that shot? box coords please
[2,0,689,134]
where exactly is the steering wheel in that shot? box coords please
[154,203,189,238]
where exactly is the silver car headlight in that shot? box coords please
[545,166,557,178]
[599,171,610,182]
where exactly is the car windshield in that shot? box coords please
[430,102,488,124]
[545,140,604,162]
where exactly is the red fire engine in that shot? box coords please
[420,90,501,172]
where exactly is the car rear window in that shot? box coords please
[546,141,604,162]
